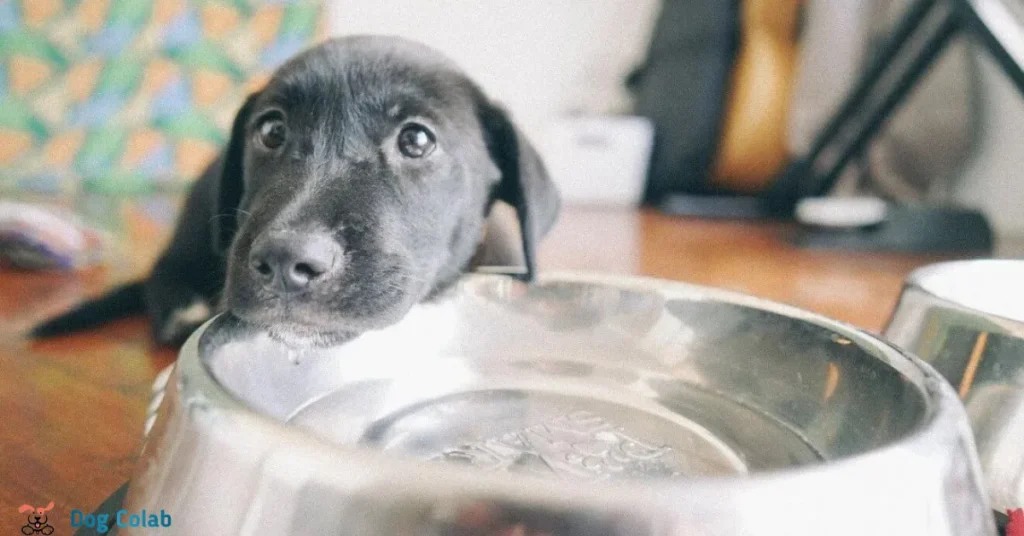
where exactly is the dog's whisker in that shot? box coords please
[397,272,431,284]
[232,208,254,223]
[384,282,408,294]
[207,209,253,228]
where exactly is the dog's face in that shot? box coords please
[19,503,52,527]
[216,37,558,345]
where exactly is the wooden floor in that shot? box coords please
[0,204,962,530]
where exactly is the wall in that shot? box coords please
[327,1,1024,237]
[953,52,1024,239]
[326,0,661,144]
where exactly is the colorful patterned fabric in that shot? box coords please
[0,0,324,195]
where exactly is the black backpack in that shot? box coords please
[628,0,741,204]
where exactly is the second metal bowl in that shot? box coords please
[886,259,1024,512]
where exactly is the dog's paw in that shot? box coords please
[155,298,212,346]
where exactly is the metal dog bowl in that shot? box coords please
[886,260,1024,512]
[124,273,994,535]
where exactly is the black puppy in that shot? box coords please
[32,36,560,347]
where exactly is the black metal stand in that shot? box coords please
[769,0,1024,211]
[751,0,1024,253]
[789,204,993,253]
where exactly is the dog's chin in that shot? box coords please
[223,278,428,349]
[265,324,358,348]
[228,308,408,349]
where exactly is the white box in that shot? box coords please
[533,115,654,206]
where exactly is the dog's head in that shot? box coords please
[213,36,559,345]
[19,502,53,525]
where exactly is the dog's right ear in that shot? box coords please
[211,92,260,254]
[476,100,560,282]
[18,505,33,514]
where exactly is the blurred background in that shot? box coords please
[1,0,1022,274]
[9,3,1024,527]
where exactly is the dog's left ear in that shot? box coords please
[211,92,260,254]
[478,101,560,282]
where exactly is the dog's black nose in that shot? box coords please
[248,231,342,294]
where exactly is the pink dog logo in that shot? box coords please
[18,502,54,535]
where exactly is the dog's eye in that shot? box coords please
[256,117,287,150]
[397,123,436,158]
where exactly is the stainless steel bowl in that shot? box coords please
[124,273,994,535]
[885,259,1024,512]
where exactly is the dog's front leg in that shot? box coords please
[144,262,218,346]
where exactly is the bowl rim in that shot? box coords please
[172,271,978,504]
[904,259,1024,328]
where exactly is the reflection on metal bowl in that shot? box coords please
[886,259,1024,512]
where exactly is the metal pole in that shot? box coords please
[960,0,1024,98]
[812,13,962,196]
[805,0,940,159]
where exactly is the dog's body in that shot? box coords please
[32,37,559,347]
